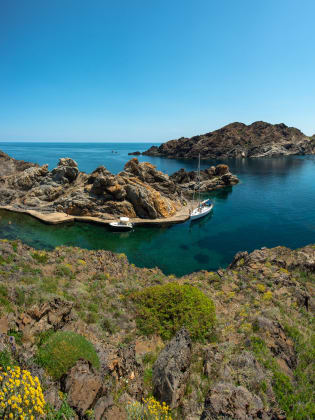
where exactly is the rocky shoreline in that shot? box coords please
[139,121,315,159]
[0,150,238,223]
[0,239,314,419]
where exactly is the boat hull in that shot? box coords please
[190,203,213,220]
[108,222,133,231]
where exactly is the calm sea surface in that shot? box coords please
[0,142,315,276]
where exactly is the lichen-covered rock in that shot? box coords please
[200,382,280,420]
[153,328,192,408]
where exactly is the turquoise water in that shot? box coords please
[0,142,315,276]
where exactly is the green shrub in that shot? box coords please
[131,282,216,341]
[36,331,100,379]
[0,350,12,369]
[31,251,49,264]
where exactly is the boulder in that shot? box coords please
[153,328,192,408]
[51,158,79,183]
[64,359,103,416]
[105,343,143,399]
[15,165,49,190]
[215,164,229,176]
[200,382,277,420]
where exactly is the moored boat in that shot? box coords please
[190,155,214,220]
[109,217,133,231]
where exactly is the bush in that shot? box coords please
[0,365,45,418]
[36,331,100,380]
[126,397,172,420]
[131,282,216,341]
[31,251,49,264]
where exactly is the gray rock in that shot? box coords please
[153,328,192,408]
[201,382,266,420]
[51,158,79,183]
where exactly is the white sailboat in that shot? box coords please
[190,155,213,220]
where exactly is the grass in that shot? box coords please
[131,282,216,341]
[36,330,100,380]
[250,334,315,419]
[0,350,12,369]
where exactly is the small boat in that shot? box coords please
[109,217,133,231]
[190,199,213,220]
[190,155,214,220]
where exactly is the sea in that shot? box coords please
[0,142,315,276]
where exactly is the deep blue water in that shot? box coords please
[0,142,314,276]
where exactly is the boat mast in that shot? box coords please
[198,153,201,207]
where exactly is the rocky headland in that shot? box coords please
[0,239,313,419]
[141,121,315,159]
[0,150,238,223]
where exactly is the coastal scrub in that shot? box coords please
[0,366,45,419]
[131,282,215,341]
[36,331,100,380]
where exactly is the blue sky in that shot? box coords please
[1,0,315,142]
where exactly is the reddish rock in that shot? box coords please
[64,359,103,416]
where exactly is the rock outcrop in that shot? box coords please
[153,328,192,408]
[0,153,239,219]
[200,382,279,420]
[142,121,315,158]
[170,164,238,193]
[63,360,103,416]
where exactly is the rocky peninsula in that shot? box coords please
[141,121,315,159]
[0,150,238,224]
[0,239,313,419]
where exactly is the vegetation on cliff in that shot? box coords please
[0,238,314,419]
[131,283,215,341]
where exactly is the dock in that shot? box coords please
[0,203,196,227]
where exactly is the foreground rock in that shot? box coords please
[143,121,315,158]
[0,152,239,220]
[63,360,103,416]
[201,382,282,420]
[153,328,192,408]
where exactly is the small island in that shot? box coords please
[0,150,238,225]
[141,121,315,159]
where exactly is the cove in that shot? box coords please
[0,142,314,276]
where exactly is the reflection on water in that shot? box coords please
[0,145,315,276]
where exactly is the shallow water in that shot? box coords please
[0,142,314,276]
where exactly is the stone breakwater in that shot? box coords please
[0,150,238,223]
[140,121,315,159]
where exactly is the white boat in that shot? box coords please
[190,199,213,220]
[190,155,213,221]
[109,217,133,231]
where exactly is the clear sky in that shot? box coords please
[1,0,315,142]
